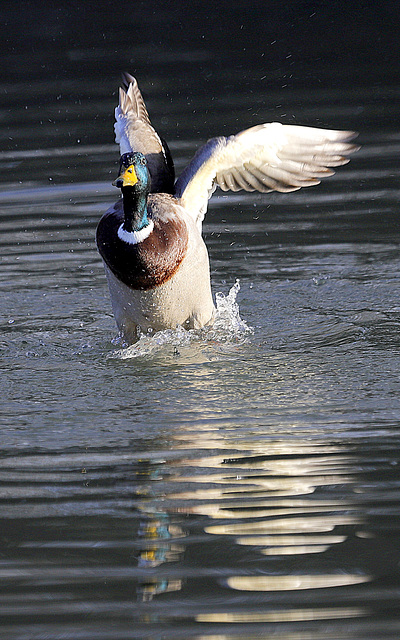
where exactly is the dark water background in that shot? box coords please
[1,1,400,638]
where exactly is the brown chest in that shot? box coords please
[97,204,189,291]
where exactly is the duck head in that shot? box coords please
[113,152,151,232]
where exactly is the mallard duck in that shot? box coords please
[96,74,359,343]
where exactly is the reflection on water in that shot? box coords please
[136,520,184,601]
[139,434,371,609]
[226,575,370,591]
[197,606,368,622]
[1,425,395,638]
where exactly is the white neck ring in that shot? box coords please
[117,220,154,245]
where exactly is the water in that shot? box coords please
[1,2,400,638]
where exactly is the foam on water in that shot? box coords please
[110,280,253,360]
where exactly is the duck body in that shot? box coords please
[97,74,359,342]
[97,192,214,341]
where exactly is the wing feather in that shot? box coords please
[114,75,175,193]
[175,122,359,226]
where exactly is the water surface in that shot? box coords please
[1,3,400,639]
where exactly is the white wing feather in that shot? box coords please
[175,122,358,227]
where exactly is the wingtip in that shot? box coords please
[118,73,138,113]
[347,131,359,141]
[337,143,361,163]
[117,73,152,125]
[337,130,359,142]
[121,72,137,91]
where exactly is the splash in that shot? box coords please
[206,279,251,340]
[110,280,252,360]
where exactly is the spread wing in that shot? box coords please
[174,123,359,227]
[114,74,175,193]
